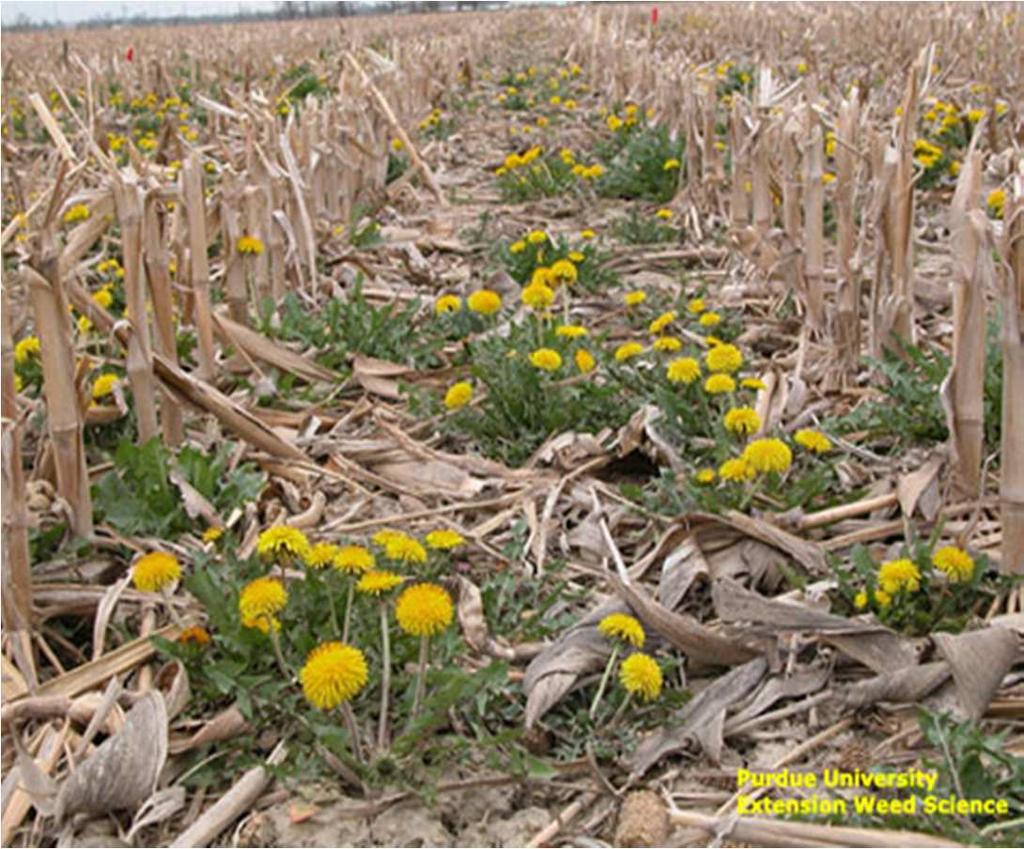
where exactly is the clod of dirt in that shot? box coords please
[370,802,452,847]
[262,801,372,847]
[614,790,669,847]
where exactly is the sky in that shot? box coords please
[0,1,279,26]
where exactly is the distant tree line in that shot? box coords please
[3,1,515,32]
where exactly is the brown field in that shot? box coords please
[2,3,1022,847]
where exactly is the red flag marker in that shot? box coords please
[651,7,658,25]
[126,47,134,62]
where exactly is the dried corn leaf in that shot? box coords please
[712,578,919,673]
[55,691,168,821]
[932,627,1021,719]
[169,705,250,755]
[840,661,951,708]
[606,572,759,666]
[214,312,339,384]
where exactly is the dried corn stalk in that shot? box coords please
[24,255,92,538]
[802,111,825,330]
[1,286,32,630]
[942,146,989,497]
[112,174,159,443]
[1002,171,1024,573]
[181,154,217,381]
[834,89,861,374]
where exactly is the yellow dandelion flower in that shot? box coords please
[522,282,555,310]
[575,349,596,373]
[202,526,223,543]
[687,298,705,314]
[649,311,676,335]
[853,590,868,609]
[509,240,527,254]
[653,336,682,353]
[384,534,428,564]
[695,468,716,484]
[300,641,368,709]
[742,438,792,474]
[598,613,645,648]
[435,294,462,314]
[391,138,404,152]
[624,290,647,307]
[257,525,311,563]
[568,250,585,263]
[724,407,761,436]
[444,381,473,411]
[91,373,119,400]
[666,357,700,385]
[556,324,588,338]
[178,625,210,646]
[878,558,921,594]
[549,259,578,286]
[699,311,722,328]
[14,336,40,364]
[467,289,502,315]
[356,570,404,595]
[76,315,93,334]
[655,208,673,220]
[663,158,681,171]
[239,577,288,625]
[63,204,90,223]
[615,342,645,362]
[306,542,340,569]
[619,653,662,701]
[372,529,404,546]
[425,529,465,550]
[395,582,454,637]
[873,589,892,608]
[527,229,548,244]
[132,551,181,592]
[237,235,264,255]
[530,348,563,371]
[987,188,1005,218]
[705,343,743,373]
[580,229,596,240]
[932,546,974,583]
[794,429,832,453]
[333,545,375,575]
[741,377,767,390]
[704,374,736,394]
[92,287,114,309]
[719,457,755,482]
[531,266,551,287]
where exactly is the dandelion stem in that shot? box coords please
[377,601,392,751]
[268,627,289,680]
[411,633,430,721]
[589,645,619,719]
[341,581,355,643]
[341,702,364,764]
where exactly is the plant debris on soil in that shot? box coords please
[1,3,1023,848]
